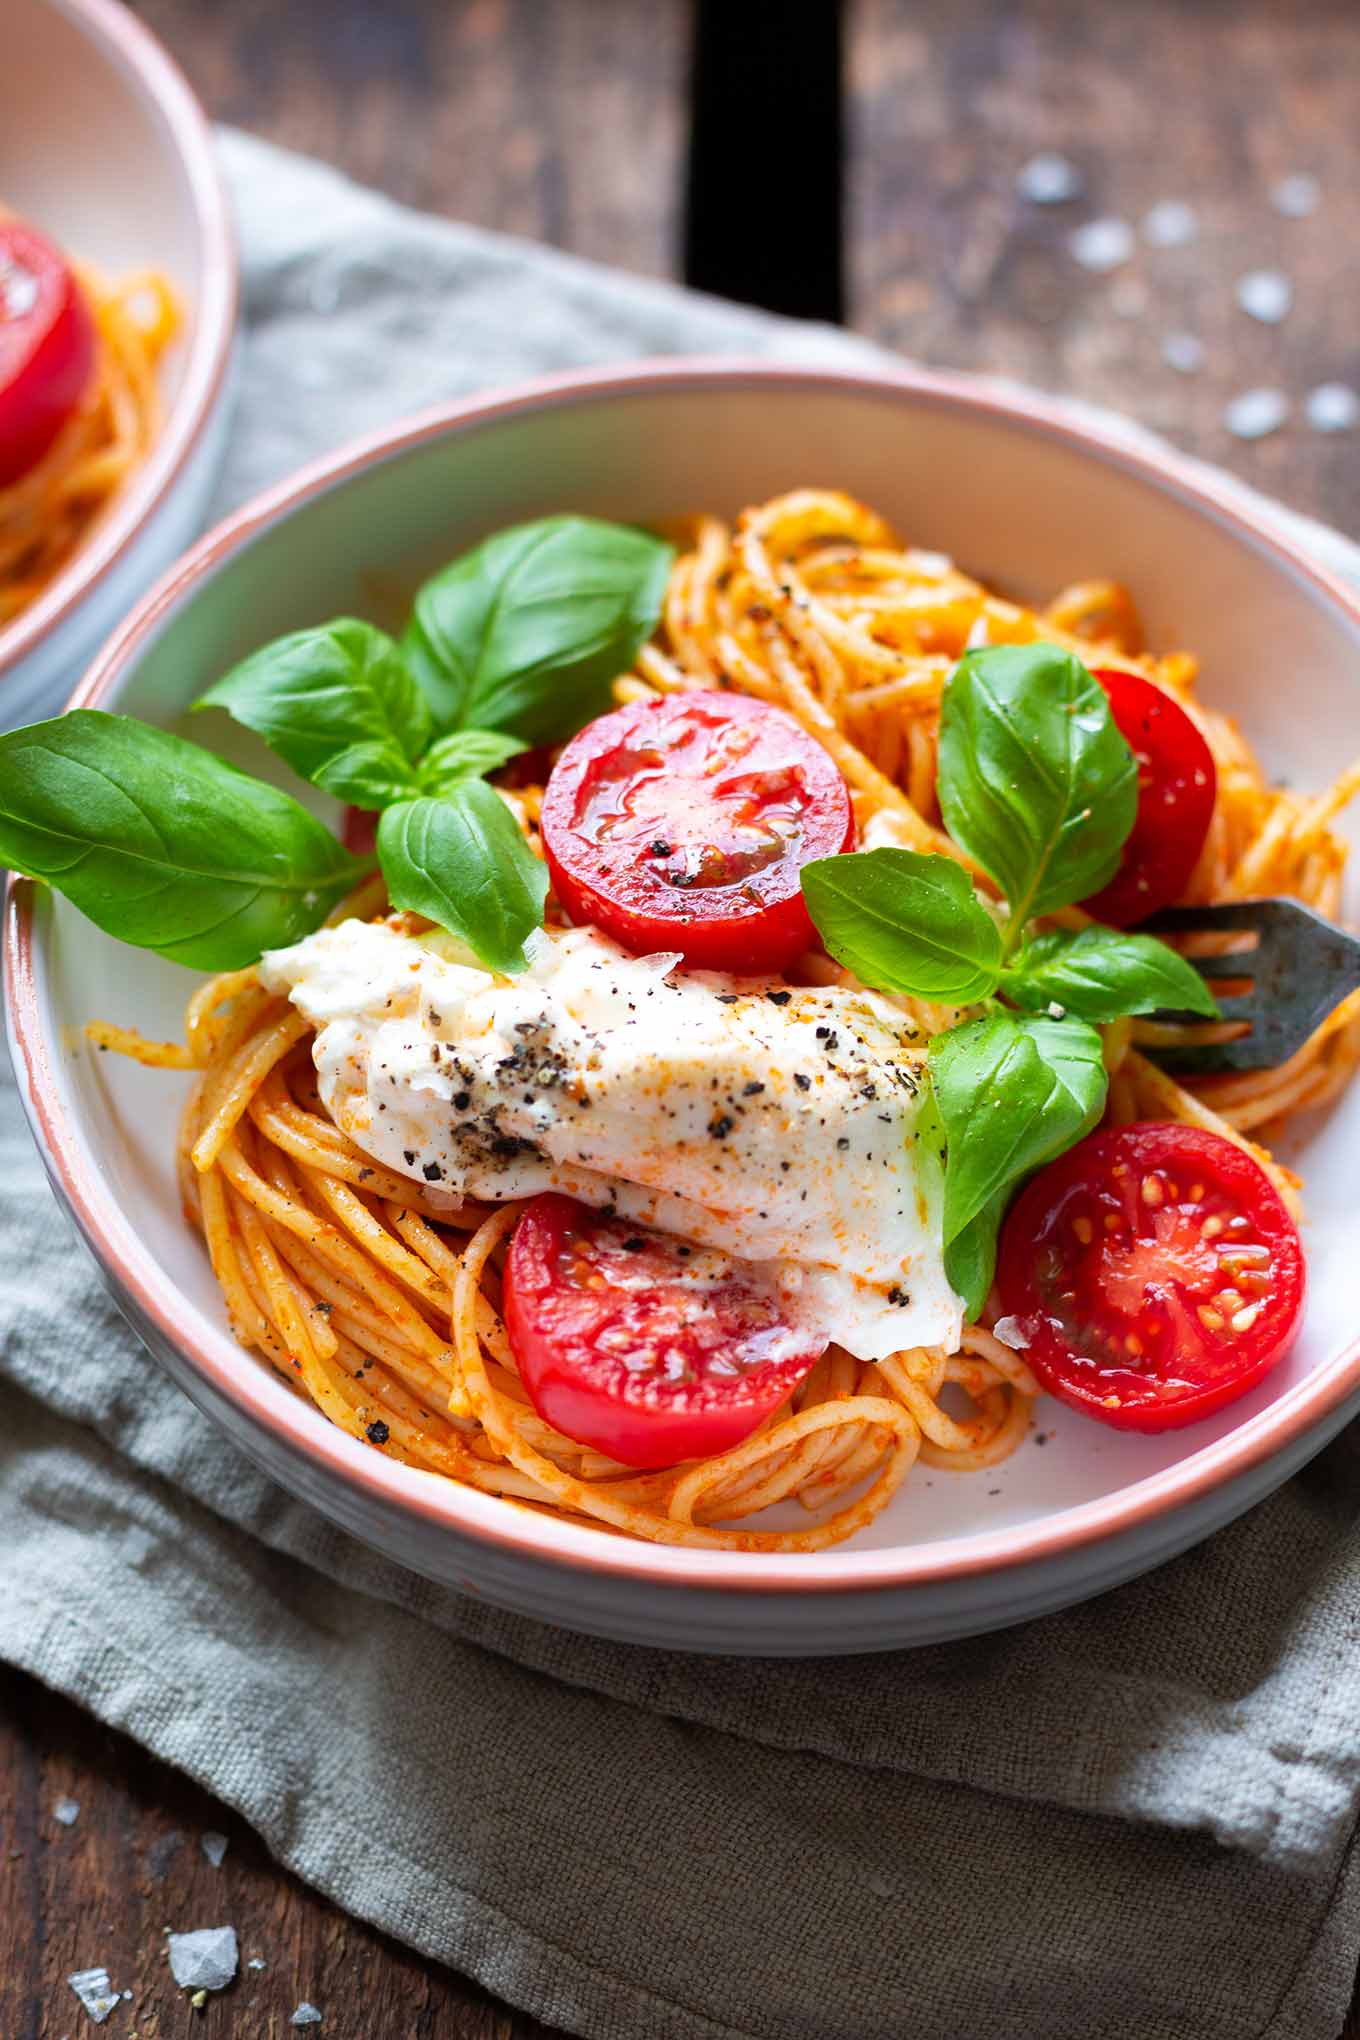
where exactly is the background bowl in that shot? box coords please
[1,0,237,727]
[7,359,1360,1654]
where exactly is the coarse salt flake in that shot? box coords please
[1224,388,1288,441]
[1271,173,1320,218]
[200,1830,229,1867]
[291,2004,324,2026]
[1236,269,1293,324]
[167,1926,239,1993]
[1162,332,1205,375]
[67,1968,120,2023]
[53,1796,81,1826]
[992,1316,1032,1351]
[1142,199,1198,248]
[1068,218,1134,273]
[1305,383,1358,433]
[1016,152,1083,204]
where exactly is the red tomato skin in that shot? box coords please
[0,223,96,486]
[503,1193,823,1469]
[997,1123,1305,1433]
[342,805,378,856]
[540,691,854,973]
[1081,669,1218,927]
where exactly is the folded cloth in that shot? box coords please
[3,128,1359,2040]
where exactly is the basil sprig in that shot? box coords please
[195,619,433,809]
[378,786,548,977]
[802,642,1219,1315]
[938,642,1138,938]
[403,515,675,741]
[0,712,366,969]
[3,513,672,975]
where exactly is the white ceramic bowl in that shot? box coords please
[0,0,237,726]
[7,360,1360,1654]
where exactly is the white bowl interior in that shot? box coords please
[5,0,204,408]
[29,377,1360,1561]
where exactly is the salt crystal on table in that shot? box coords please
[1305,383,1358,433]
[1237,269,1293,323]
[1271,172,1320,218]
[291,2004,324,2026]
[1224,389,1289,440]
[200,1830,229,1867]
[166,1926,239,1993]
[1016,152,1083,204]
[67,1968,120,2022]
[1068,218,1134,272]
[1142,199,1198,248]
[247,1957,268,1971]
[53,1797,81,1826]
[1162,332,1206,374]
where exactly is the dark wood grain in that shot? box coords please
[12,1,1360,2034]
[851,0,1360,532]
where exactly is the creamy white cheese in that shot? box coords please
[260,918,964,1362]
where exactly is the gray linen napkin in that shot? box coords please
[3,128,1360,2040]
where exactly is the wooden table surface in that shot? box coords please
[5,2,1359,2035]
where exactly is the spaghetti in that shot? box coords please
[96,488,1360,1550]
[0,242,178,625]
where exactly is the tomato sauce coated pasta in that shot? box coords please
[0,212,179,626]
[94,489,1360,1550]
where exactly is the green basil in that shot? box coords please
[1005,925,1219,1022]
[377,783,548,976]
[801,848,1003,1004]
[928,1007,1107,1315]
[403,516,674,742]
[196,618,432,809]
[0,711,365,970]
[417,728,528,796]
[937,643,1138,931]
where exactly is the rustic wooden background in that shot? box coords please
[5,1,1359,2034]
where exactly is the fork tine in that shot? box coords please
[1189,951,1259,981]
[1138,896,1360,1075]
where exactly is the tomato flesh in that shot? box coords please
[996,1123,1305,1432]
[0,222,95,487]
[540,691,854,971]
[1081,669,1217,926]
[503,1193,824,1469]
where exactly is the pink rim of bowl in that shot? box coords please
[7,356,1360,1596]
[0,0,239,683]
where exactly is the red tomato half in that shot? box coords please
[540,691,854,971]
[503,1193,825,1469]
[0,222,95,487]
[1081,669,1217,926]
[996,1123,1305,1432]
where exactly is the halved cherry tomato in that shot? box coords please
[0,222,95,487]
[502,1192,824,1469]
[540,691,854,971]
[996,1122,1305,1432]
[342,805,377,857]
[1081,669,1217,925]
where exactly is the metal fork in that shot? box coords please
[1139,898,1360,1075]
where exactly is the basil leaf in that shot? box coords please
[0,711,365,969]
[928,1008,1107,1317]
[801,848,1003,1003]
[943,1191,1010,1326]
[417,728,528,796]
[377,784,548,975]
[1005,925,1219,1022]
[938,643,1138,927]
[404,516,674,742]
[196,618,432,809]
